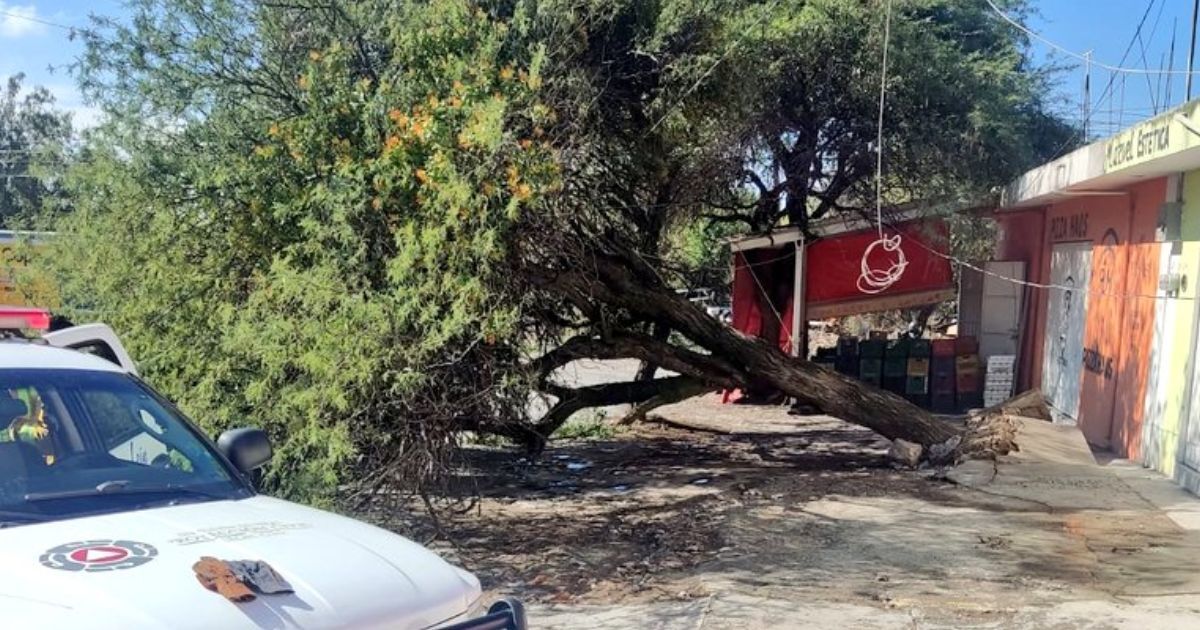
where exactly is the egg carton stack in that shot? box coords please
[983,355,1017,407]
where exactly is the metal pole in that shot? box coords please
[1083,51,1091,140]
[791,240,806,359]
[1188,0,1199,100]
[1168,18,1178,107]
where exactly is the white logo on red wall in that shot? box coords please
[40,540,158,572]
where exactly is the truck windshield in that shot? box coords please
[0,369,246,526]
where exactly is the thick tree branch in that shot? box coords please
[533,376,709,438]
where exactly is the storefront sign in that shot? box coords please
[805,220,954,310]
[1105,116,1173,172]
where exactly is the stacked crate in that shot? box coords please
[983,355,1017,407]
[835,337,859,377]
[955,336,982,410]
[905,339,931,407]
[883,338,910,396]
[930,339,957,412]
[858,339,885,388]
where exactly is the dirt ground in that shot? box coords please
[365,387,1200,628]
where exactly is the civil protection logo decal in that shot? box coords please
[40,540,158,572]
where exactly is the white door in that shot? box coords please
[979,261,1026,363]
[43,323,138,374]
[1041,242,1092,423]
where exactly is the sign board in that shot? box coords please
[803,220,955,318]
[1103,102,1200,174]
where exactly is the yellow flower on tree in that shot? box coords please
[389,109,410,129]
[499,65,514,81]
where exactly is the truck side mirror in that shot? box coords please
[217,428,272,474]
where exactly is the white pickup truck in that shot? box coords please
[0,307,525,629]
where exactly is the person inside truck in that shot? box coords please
[1,389,56,465]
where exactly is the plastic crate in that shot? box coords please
[932,339,957,357]
[835,356,858,376]
[859,358,883,380]
[955,336,979,355]
[859,339,886,359]
[884,356,909,378]
[886,338,911,358]
[931,370,955,396]
[907,357,931,377]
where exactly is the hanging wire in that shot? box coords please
[858,0,907,295]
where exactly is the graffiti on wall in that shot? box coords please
[1081,228,1121,383]
[1050,213,1089,241]
[1082,346,1115,379]
[1043,241,1094,422]
[1057,275,1076,368]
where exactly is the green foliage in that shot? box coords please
[706,0,1077,229]
[552,410,615,440]
[665,217,742,299]
[45,0,557,504]
[0,74,73,227]
[33,0,1074,505]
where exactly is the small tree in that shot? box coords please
[0,74,73,227]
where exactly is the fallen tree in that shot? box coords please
[42,0,1069,502]
[522,246,1019,463]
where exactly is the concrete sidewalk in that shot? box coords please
[529,418,1200,628]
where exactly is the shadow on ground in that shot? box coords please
[355,398,1200,627]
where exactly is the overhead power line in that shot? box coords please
[0,8,91,35]
[984,0,1199,76]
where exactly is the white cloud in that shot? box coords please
[67,105,104,129]
[43,83,105,130]
[0,3,48,38]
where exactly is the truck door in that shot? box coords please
[43,323,138,375]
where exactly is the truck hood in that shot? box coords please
[0,496,479,629]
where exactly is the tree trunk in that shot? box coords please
[634,322,671,382]
[973,388,1051,421]
[535,252,1018,463]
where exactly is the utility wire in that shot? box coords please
[857,0,907,295]
[984,0,1196,76]
[1041,0,1160,153]
[0,8,90,35]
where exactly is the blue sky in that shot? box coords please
[1027,0,1198,140]
[0,0,1195,138]
[1,0,122,127]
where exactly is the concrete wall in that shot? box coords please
[1076,179,1163,451]
[1144,173,1200,482]
[995,209,1045,393]
[995,178,1166,457]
